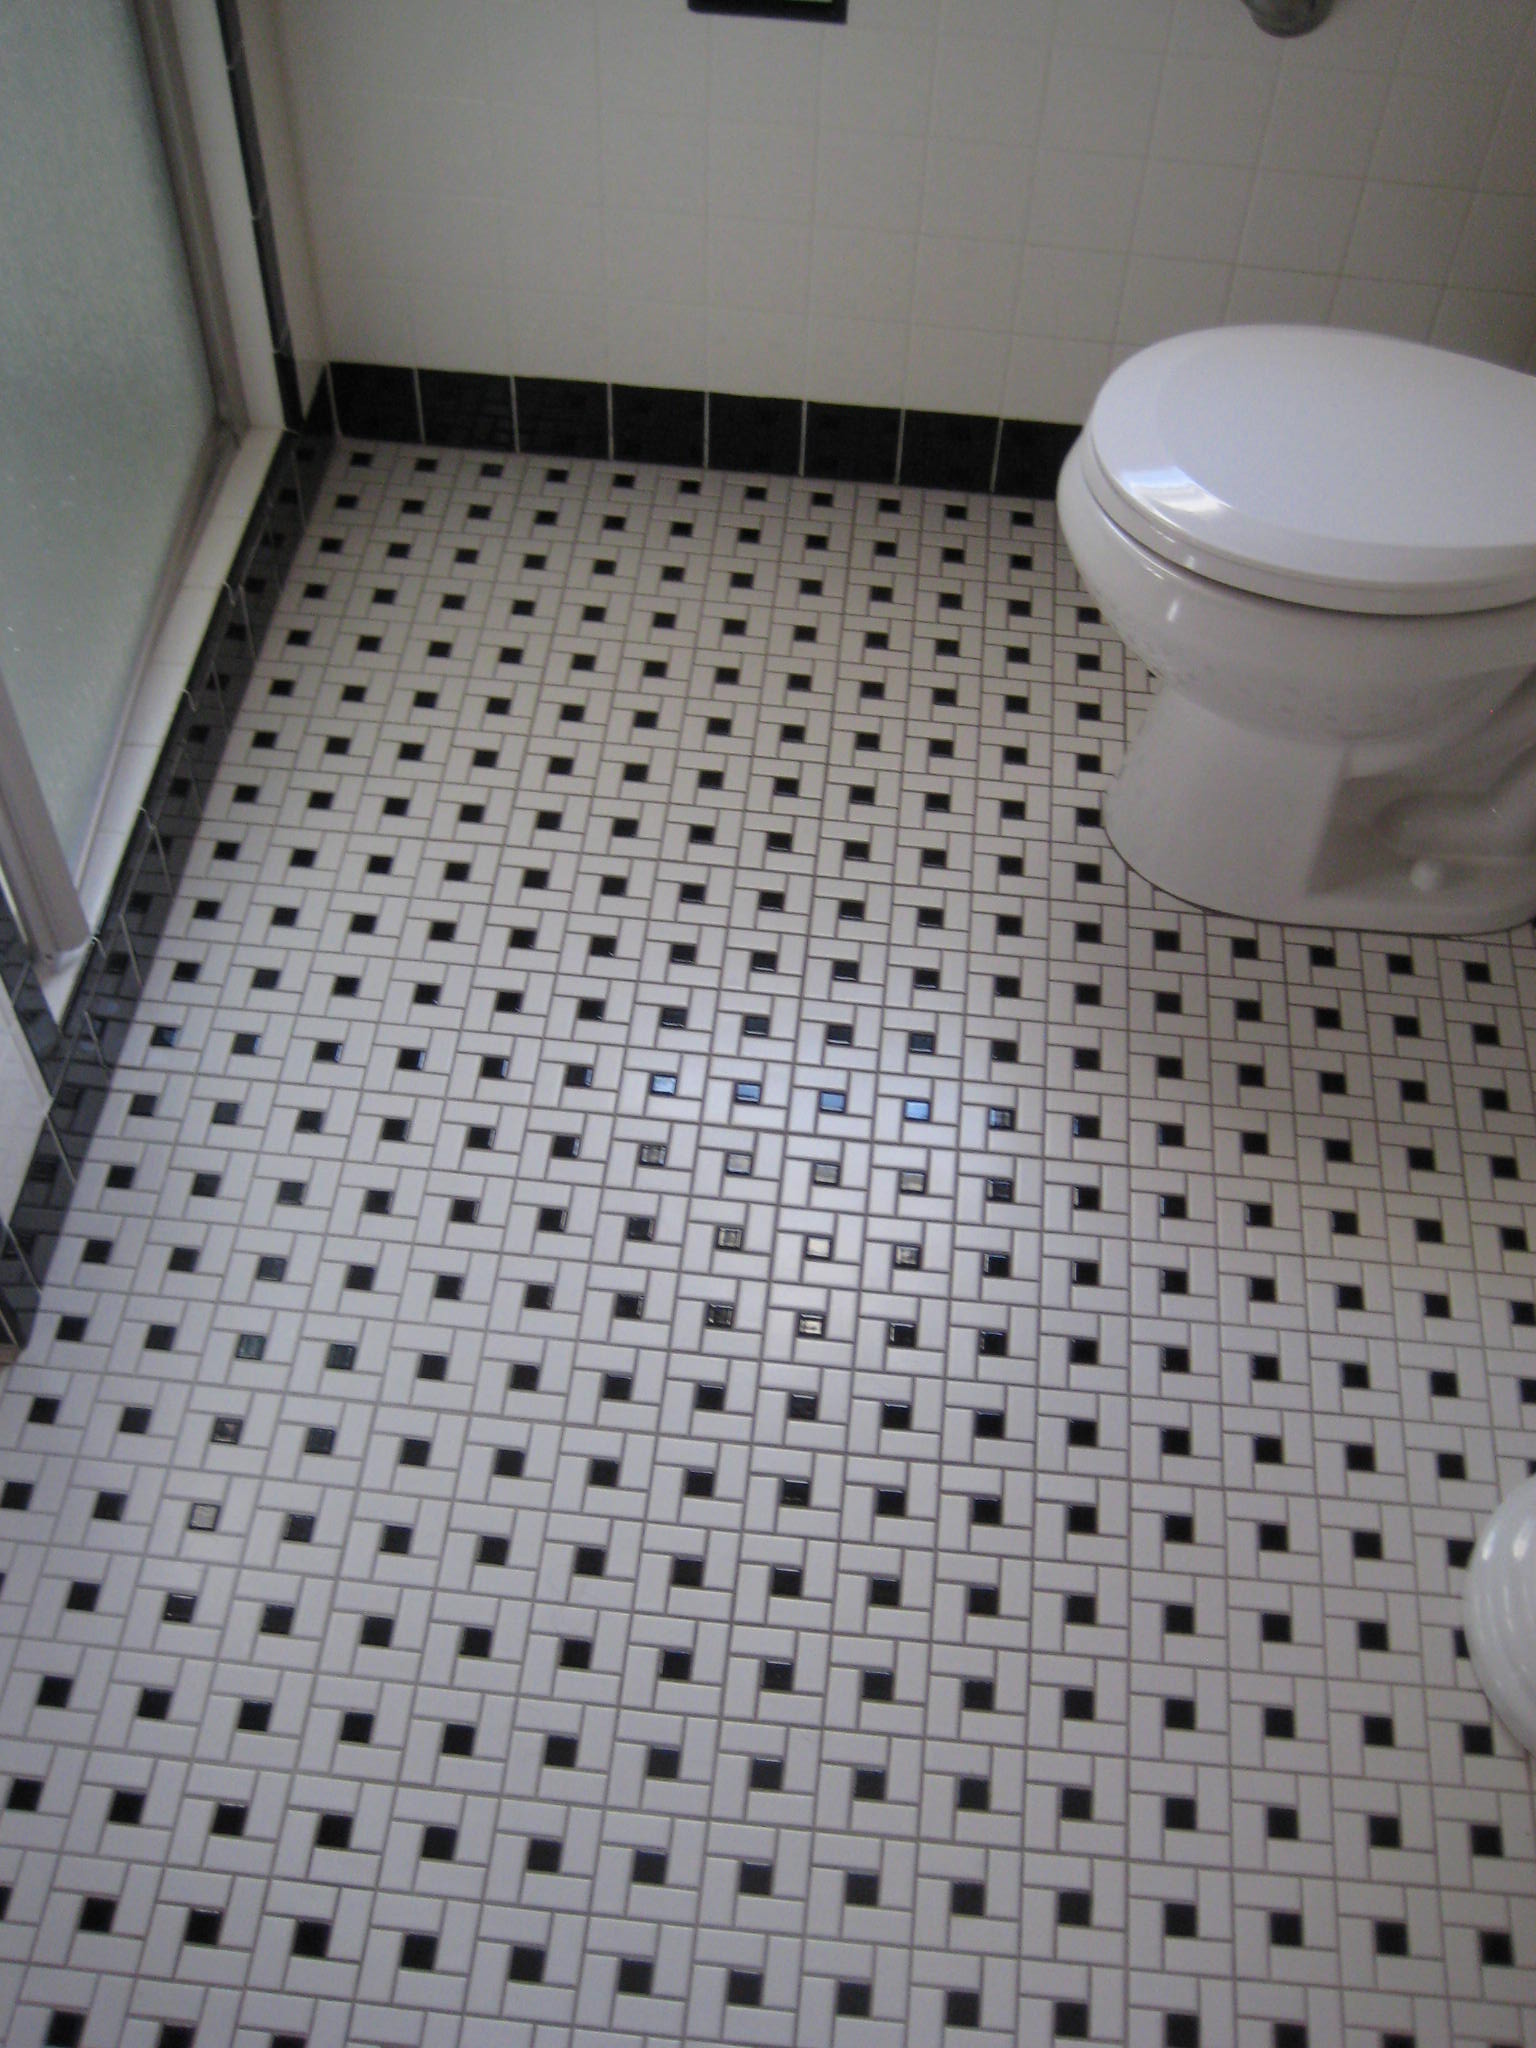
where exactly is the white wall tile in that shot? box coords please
[1026,154,1146,256]
[317,266,415,365]
[1259,65,1390,180]
[605,298,707,390]
[595,3,708,121]
[707,20,823,126]
[708,216,812,317]
[1040,46,1164,156]
[1015,246,1127,340]
[603,210,707,307]
[1277,0,1413,70]
[505,293,608,381]
[706,305,805,398]
[928,37,1051,145]
[501,203,607,307]
[939,0,1056,40]
[920,142,1033,243]
[601,117,708,217]
[909,236,1020,333]
[902,322,1009,414]
[1449,191,1536,291]
[406,278,507,377]
[1150,56,1275,167]
[817,28,936,134]
[1369,69,1508,187]
[1430,285,1536,365]
[1003,333,1112,421]
[1482,36,1536,192]
[1223,265,1335,325]
[804,314,908,406]
[706,123,816,223]
[1343,184,1469,287]
[1115,254,1231,347]
[813,131,927,234]
[1132,160,1250,264]
[808,227,917,327]
[1053,0,1176,53]
[1327,275,1439,342]
[268,0,1536,427]
[490,100,603,211]
[1239,170,1360,275]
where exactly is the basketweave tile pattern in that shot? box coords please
[1,441,1535,2048]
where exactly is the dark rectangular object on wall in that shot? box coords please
[709,394,802,476]
[515,376,609,458]
[688,0,847,18]
[900,410,997,492]
[330,362,421,442]
[613,385,705,466]
[420,370,516,451]
[804,402,900,485]
[996,419,1080,499]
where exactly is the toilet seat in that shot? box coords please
[1081,325,1536,616]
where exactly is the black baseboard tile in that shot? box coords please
[303,369,336,441]
[330,361,421,442]
[804,401,901,484]
[319,359,1086,501]
[899,410,998,492]
[420,369,516,452]
[613,384,705,467]
[708,393,802,476]
[515,376,609,459]
[996,418,1080,498]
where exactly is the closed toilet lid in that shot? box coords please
[1081,325,1536,614]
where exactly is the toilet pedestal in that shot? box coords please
[1106,679,1536,934]
[1466,1475,1536,1756]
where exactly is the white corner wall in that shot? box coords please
[273,0,1536,426]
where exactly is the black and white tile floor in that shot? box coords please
[2,441,1535,2048]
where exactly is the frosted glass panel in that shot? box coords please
[0,0,217,873]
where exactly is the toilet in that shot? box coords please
[1057,325,1536,933]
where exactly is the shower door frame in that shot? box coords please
[0,0,248,972]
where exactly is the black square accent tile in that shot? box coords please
[995,417,1080,496]
[330,361,419,440]
[419,367,514,450]
[899,409,996,490]
[613,384,704,465]
[515,376,608,457]
[804,401,900,483]
[709,391,803,475]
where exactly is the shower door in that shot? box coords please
[0,0,235,965]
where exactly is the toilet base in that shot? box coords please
[1466,1475,1536,1756]
[1106,683,1536,934]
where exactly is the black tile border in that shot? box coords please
[314,364,1085,497]
[613,384,705,468]
[899,409,999,493]
[0,415,334,1348]
[804,400,901,484]
[708,392,803,477]
[515,377,609,460]
[420,368,515,453]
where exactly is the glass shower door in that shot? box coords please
[0,0,225,927]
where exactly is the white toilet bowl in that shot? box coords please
[1057,325,1536,932]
